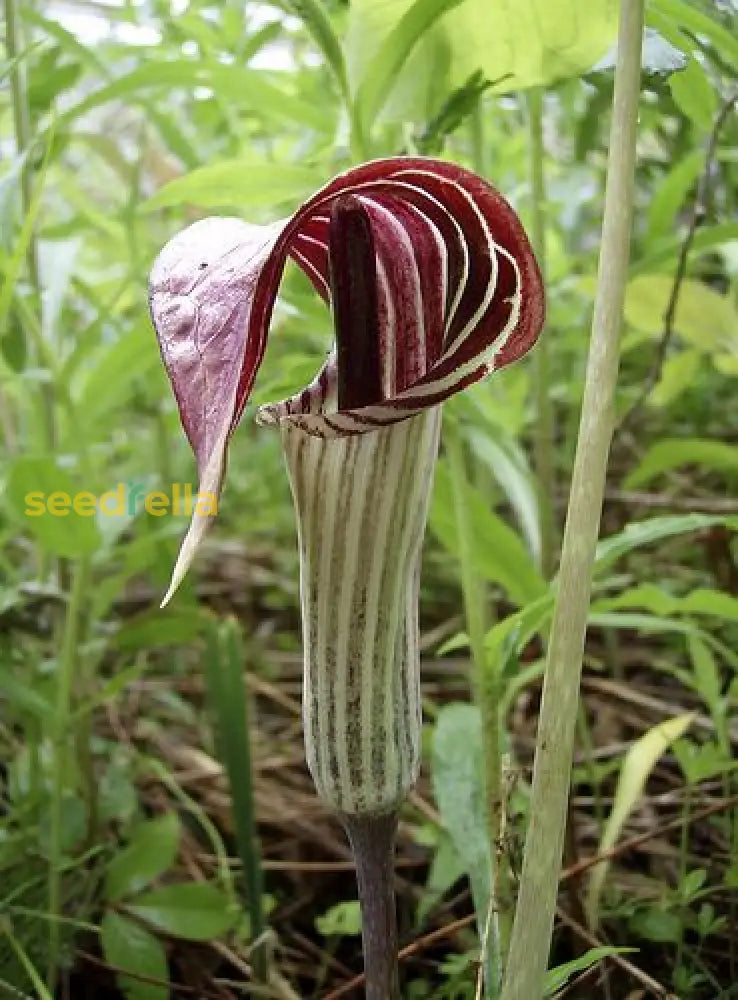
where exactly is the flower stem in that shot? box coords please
[501,1,644,997]
[343,811,400,1000]
[526,87,556,579]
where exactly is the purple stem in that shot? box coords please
[328,195,382,410]
[342,811,400,1000]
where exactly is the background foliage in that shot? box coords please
[1,0,737,997]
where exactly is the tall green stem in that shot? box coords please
[48,558,89,987]
[527,88,555,579]
[447,420,509,989]
[501,2,644,997]
[4,0,38,289]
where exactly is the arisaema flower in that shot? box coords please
[150,155,543,998]
[150,157,543,819]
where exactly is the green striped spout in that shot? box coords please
[281,409,441,816]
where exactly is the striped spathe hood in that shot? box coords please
[149,156,544,606]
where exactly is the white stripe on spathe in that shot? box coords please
[281,408,441,815]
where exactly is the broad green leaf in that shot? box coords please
[126,882,238,941]
[544,947,636,997]
[593,514,732,573]
[625,438,738,488]
[431,704,491,937]
[624,275,737,348]
[669,58,717,131]
[585,714,694,928]
[100,911,169,1000]
[145,162,320,211]
[347,0,619,127]
[430,460,546,606]
[315,900,362,937]
[106,813,180,902]
[6,456,101,558]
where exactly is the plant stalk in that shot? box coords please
[527,87,556,579]
[501,2,644,997]
[48,558,89,987]
[4,0,38,289]
[447,418,507,988]
[343,811,400,1000]
[204,621,266,980]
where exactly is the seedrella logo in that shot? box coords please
[24,480,217,518]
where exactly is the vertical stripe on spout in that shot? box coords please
[281,408,441,815]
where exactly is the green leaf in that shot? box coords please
[75,325,159,426]
[669,58,717,131]
[56,61,327,131]
[144,161,321,211]
[669,59,718,132]
[431,704,491,932]
[633,222,738,275]
[106,813,180,902]
[652,0,738,67]
[114,610,206,652]
[593,514,731,573]
[585,714,694,927]
[6,456,101,558]
[348,0,618,128]
[687,635,722,722]
[353,0,467,133]
[596,583,738,625]
[100,911,169,1000]
[467,427,541,565]
[282,0,349,99]
[625,438,738,488]
[646,149,702,240]
[430,459,546,606]
[126,883,237,941]
[650,349,701,408]
[315,900,362,937]
[624,275,737,349]
[629,906,682,943]
[544,947,636,996]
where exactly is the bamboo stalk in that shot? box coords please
[501,2,645,997]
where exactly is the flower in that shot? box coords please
[149,156,544,814]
